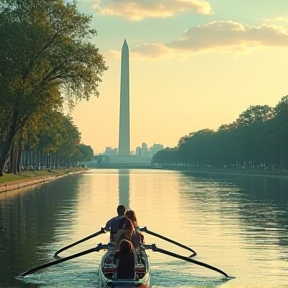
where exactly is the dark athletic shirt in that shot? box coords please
[106,216,126,241]
[114,251,135,279]
[110,217,126,234]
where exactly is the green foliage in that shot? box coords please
[236,105,274,126]
[23,112,94,165]
[37,111,80,155]
[76,144,94,162]
[153,96,288,170]
[0,0,107,174]
[153,148,180,164]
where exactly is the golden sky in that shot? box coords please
[71,0,288,154]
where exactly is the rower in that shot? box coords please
[114,218,144,250]
[114,239,136,279]
[125,210,144,245]
[105,205,126,242]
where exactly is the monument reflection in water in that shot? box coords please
[118,169,130,209]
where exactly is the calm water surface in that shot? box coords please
[0,169,287,288]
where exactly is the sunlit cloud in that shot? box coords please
[131,43,174,59]
[120,21,288,59]
[92,0,213,21]
[107,44,176,60]
[264,16,288,26]
[168,21,288,50]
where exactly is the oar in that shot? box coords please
[150,244,229,278]
[54,227,107,257]
[140,226,197,257]
[19,243,106,277]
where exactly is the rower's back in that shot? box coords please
[106,205,126,242]
[114,239,135,279]
[110,216,126,242]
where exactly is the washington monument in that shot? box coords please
[97,40,152,167]
[118,39,130,155]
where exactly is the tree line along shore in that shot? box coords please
[0,0,107,177]
[153,97,288,172]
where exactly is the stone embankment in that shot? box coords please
[0,169,86,193]
[0,175,62,193]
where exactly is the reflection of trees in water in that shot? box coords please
[181,171,288,205]
[0,175,81,286]
[179,172,288,252]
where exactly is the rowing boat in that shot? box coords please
[19,226,231,284]
[99,244,150,288]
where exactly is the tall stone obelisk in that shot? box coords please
[118,39,130,156]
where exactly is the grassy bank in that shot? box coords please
[0,167,87,185]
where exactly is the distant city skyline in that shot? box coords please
[71,0,288,154]
[102,142,164,157]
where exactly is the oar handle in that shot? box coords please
[140,226,197,257]
[151,244,229,278]
[54,227,107,257]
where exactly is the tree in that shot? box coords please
[236,105,274,127]
[270,96,288,169]
[158,96,287,170]
[153,148,180,164]
[178,129,215,165]
[0,0,107,176]
[76,144,94,162]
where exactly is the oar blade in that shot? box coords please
[20,244,105,277]
[151,244,229,278]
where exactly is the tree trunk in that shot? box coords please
[12,144,19,174]
[0,139,13,177]
[7,152,12,173]
[17,146,23,174]
[25,148,29,167]
[10,142,16,174]
[0,111,22,176]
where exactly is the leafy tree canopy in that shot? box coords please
[0,0,107,175]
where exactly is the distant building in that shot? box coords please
[151,143,164,156]
[141,143,148,156]
[104,147,118,156]
[134,142,164,157]
[135,147,141,156]
[93,154,109,164]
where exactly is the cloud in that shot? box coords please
[131,43,173,58]
[168,21,288,49]
[107,43,175,60]
[264,17,288,26]
[93,0,212,21]
[126,21,288,59]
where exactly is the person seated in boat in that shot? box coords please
[115,218,143,250]
[125,209,139,228]
[125,210,144,244]
[105,204,126,242]
[114,239,135,279]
